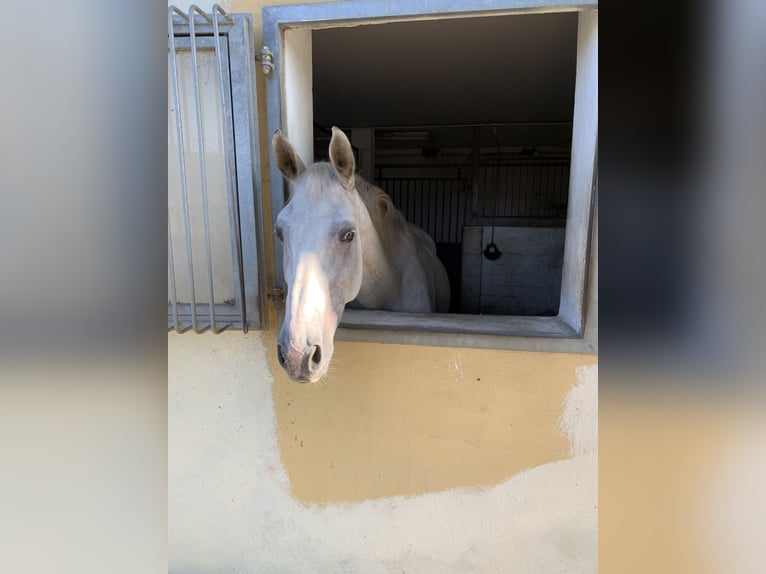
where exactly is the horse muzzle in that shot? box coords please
[276,337,328,383]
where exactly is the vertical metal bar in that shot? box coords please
[452,183,458,243]
[434,179,450,243]
[445,181,452,243]
[435,181,441,243]
[168,216,180,332]
[536,164,542,217]
[407,180,414,225]
[510,163,517,217]
[422,181,428,235]
[436,179,443,242]
[502,164,510,216]
[401,180,407,220]
[497,166,503,217]
[418,180,425,231]
[540,163,547,217]
[168,7,198,333]
[437,181,442,241]
[436,181,441,242]
[456,181,462,242]
[189,7,217,333]
[436,181,442,241]
[393,180,398,215]
[536,162,541,218]
[513,161,520,217]
[426,181,432,238]
[451,183,456,241]
[471,126,481,219]
[409,180,412,223]
[408,180,413,224]
[522,163,529,217]
[428,181,435,240]
[460,180,467,241]
[526,164,532,217]
[556,163,566,209]
[457,180,464,241]
[213,5,248,332]
[488,165,493,218]
[529,164,535,217]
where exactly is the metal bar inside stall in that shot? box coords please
[188,6,218,332]
[168,7,198,333]
[168,217,180,331]
[213,4,248,332]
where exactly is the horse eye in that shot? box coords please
[340,230,355,242]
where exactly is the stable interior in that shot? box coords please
[312,12,578,316]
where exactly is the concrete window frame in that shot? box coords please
[264,0,598,353]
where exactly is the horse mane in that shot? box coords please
[295,165,438,255]
[354,175,437,253]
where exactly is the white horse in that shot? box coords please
[272,127,450,382]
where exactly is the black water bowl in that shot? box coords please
[483,242,502,261]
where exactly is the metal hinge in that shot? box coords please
[256,46,274,75]
[268,287,285,310]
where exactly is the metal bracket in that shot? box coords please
[256,46,274,74]
[268,287,285,310]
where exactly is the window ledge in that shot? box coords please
[337,309,595,354]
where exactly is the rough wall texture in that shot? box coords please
[169,332,597,573]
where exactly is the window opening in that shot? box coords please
[263,1,597,352]
[312,12,576,317]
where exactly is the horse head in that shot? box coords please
[272,127,364,382]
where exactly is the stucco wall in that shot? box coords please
[168,1,598,571]
[169,331,597,572]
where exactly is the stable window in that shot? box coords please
[312,13,576,319]
[167,6,266,332]
[264,0,597,353]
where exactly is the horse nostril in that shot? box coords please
[277,343,286,367]
[310,345,322,368]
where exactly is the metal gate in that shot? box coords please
[377,178,470,244]
[167,5,264,333]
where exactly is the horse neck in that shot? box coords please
[353,196,401,309]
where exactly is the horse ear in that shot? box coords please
[272,129,305,181]
[329,126,355,188]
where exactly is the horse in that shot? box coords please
[272,127,450,382]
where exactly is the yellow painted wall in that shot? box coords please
[268,330,596,501]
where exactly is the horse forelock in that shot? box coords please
[293,163,346,201]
